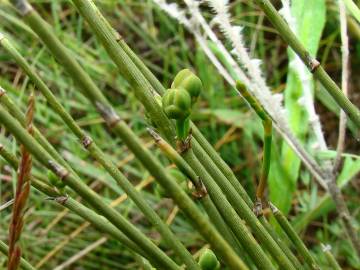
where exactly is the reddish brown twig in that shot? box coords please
[8,93,34,270]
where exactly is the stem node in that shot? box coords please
[48,160,69,181]
[54,196,69,205]
[176,130,192,154]
[95,102,121,127]
[191,177,207,199]
[82,135,93,148]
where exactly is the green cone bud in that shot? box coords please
[162,88,191,120]
[172,69,203,104]
[198,249,220,270]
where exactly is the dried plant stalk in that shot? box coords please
[7,93,34,270]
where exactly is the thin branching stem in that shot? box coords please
[0,34,200,270]
[11,3,248,269]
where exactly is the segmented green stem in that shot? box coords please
[241,1,360,256]
[1,33,199,270]
[0,106,180,270]
[148,129,243,255]
[0,240,36,270]
[270,203,320,270]
[254,0,360,129]
[0,143,158,265]
[64,1,296,269]
[122,39,302,268]
[102,11,301,268]
[181,148,275,270]
[9,3,248,269]
[124,28,304,270]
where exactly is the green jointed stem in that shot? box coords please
[270,204,320,270]
[109,121,248,270]
[67,0,291,267]
[0,106,180,270]
[245,2,360,258]
[74,1,293,269]
[123,23,303,270]
[33,182,154,263]
[15,2,250,269]
[7,1,306,269]
[235,83,305,266]
[0,143,158,265]
[75,5,337,268]
[191,124,302,270]
[121,35,265,216]
[0,240,36,270]
[254,0,360,129]
[148,129,244,255]
[1,34,199,270]
[180,149,276,270]
[63,2,291,268]
[62,1,293,268]
[71,0,175,145]
[117,31,256,212]
[119,41,166,95]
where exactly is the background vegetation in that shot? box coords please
[0,0,359,269]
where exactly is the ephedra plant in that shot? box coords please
[0,0,359,269]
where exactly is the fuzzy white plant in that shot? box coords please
[204,0,287,122]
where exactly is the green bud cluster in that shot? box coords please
[171,69,202,105]
[162,69,203,140]
[162,88,192,120]
[198,249,220,270]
